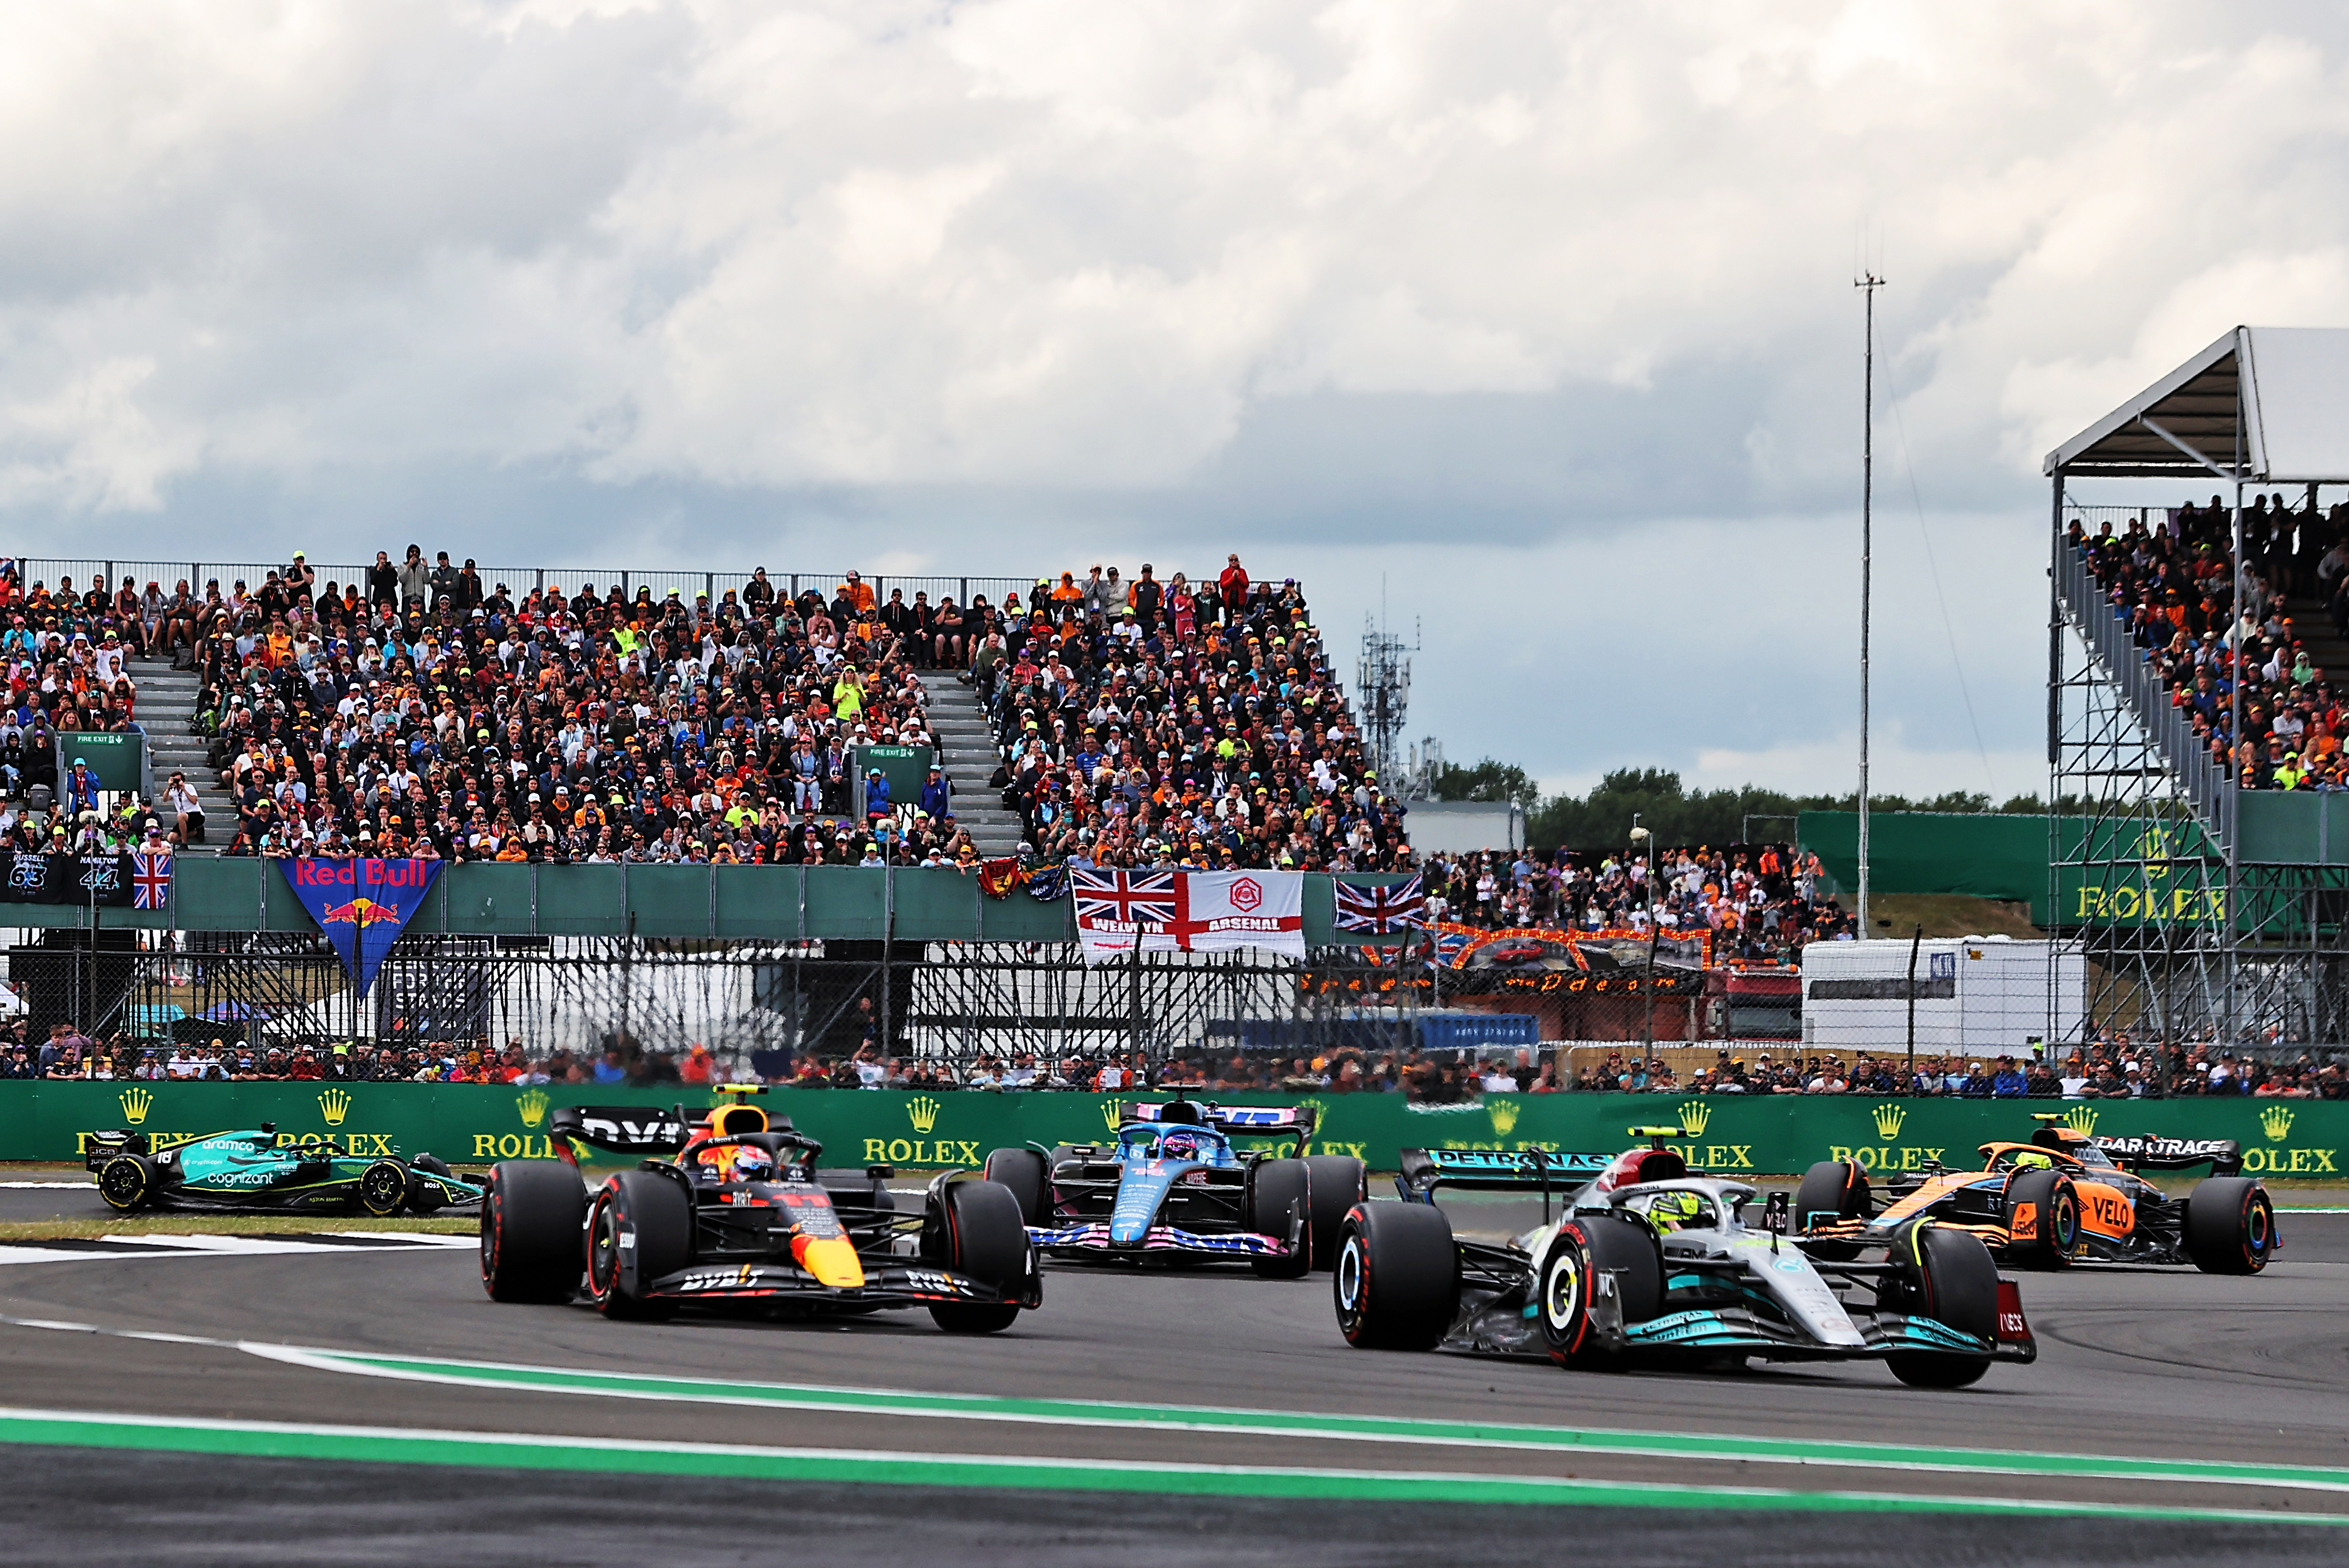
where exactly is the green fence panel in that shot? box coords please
[437,864,537,936]
[979,889,1076,942]
[716,867,802,939]
[802,867,886,940]
[626,865,716,937]
[892,867,980,941]
[535,865,630,936]
[11,1082,2341,1174]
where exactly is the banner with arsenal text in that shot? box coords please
[1071,868,1305,964]
[279,858,444,998]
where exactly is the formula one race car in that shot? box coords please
[85,1125,482,1216]
[1332,1129,2035,1388]
[478,1089,1042,1333]
[1794,1115,2276,1274]
[981,1100,1366,1276]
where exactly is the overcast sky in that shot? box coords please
[7,1,2349,800]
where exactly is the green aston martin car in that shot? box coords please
[85,1124,485,1216]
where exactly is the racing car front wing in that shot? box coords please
[1027,1221,1294,1259]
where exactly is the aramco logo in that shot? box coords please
[120,1087,152,1125]
[2262,1105,2295,1143]
[2061,1106,2098,1136]
[516,1089,550,1129]
[1488,1098,1520,1138]
[1675,1100,1712,1139]
[907,1096,942,1135]
[1230,877,1262,913]
[318,1088,352,1127]
[1871,1103,1907,1140]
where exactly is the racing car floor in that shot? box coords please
[0,1187,2344,1565]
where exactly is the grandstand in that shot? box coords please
[2046,327,2349,1063]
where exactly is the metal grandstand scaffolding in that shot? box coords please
[2045,327,2349,1066]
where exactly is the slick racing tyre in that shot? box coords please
[1304,1156,1369,1272]
[358,1159,411,1217]
[1794,1159,1871,1260]
[1886,1224,1998,1389]
[2003,1169,2079,1270]
[1333,1202,1457,1351]
[481,1159,588,1303]
[1539,1214,1661,1370]
[96,1153,154,1213]
[925,1179,1029,1334]
[587,1170,691,1320]
[981,1148,1049,1228]
[1246,1158,1314,1279]
[2184,1177,2275,1275]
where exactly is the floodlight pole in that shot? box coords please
[1857,272,1886,936]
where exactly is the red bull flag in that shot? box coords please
[280,858,444,997]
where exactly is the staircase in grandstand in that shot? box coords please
[923,679,1026,856]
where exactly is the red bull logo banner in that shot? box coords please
[280,859,444,997]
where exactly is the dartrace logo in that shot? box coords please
[1100,1099,1125,1131]
[318,1088,352,1127]
[1676,1100,1711,1139]
[2061,1106,2098,1136]
[1488,1098,1520,1138]
[2261,1105,2295,1143]
[516,1089,550,1129]
[119,1087,152,1125]
[907,1096,941,1135]
[1871,1103,1907,1140]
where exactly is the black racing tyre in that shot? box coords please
[1333,1203,1457,1351]
[1887,1223,1998,1389]
[1794,1159,1870,1260]
[2184,1177,2275,1275]
[981,1148,1050,1229]
[926,1179,1030,1334]
[480,1160,588,1303]
[1246,1158,1314,1279]
[1539,1214,1662,1369]
[586,1170,692,1320]
[97,1153,154,1212]
[2002,1169,2079,1270]
[1303,1156,1367,1272]
[358,1159,410,1217]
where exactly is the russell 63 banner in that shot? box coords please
[279,858,444,997]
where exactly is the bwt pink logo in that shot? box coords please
[1229,877,1262,912]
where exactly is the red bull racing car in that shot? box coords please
[1794,1115,2276,1274]
[479,1089,1042,1332]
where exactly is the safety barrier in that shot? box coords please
[10,1083,2341,1175]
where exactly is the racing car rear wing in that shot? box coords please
[1125,1100,1320,1150]
[2091,1134,2245,1176]
[1395,1146,1620,1224]
[549,1095,801,1158]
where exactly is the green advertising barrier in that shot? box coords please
[8,1084,2342,1177]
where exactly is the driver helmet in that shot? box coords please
[728,1145,776,1183]
[1159,1130,1201,1161]
[1647,1191,1703,1234]
[2010,1149,2054,1171]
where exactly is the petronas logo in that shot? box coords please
[1488,1099,1520,1138]
[120,1087,152,1125]
[318,1088,352,1127]
[2061,1105,2098,1136]
[516,1089,549,1129]
[907,1096,941,1135]
[1871,1103,1906,1140]
[2261,1105,2295,1143]
[1676,1100,1711,1139]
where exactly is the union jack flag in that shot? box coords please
[131,850,173,910]
[1332,874,1425,934]
[1071,867,1178,928]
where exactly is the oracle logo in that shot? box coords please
[1230,877,1262,912]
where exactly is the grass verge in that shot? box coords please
[0,1215,476,1241]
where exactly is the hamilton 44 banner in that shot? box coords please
[279,858,444,998]
[1071,868,1304,963]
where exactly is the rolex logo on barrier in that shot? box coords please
[1100,1099,1125,1131]
[120,1087,152,1125]
[1871,1103,1906,1141]
[516,1089,550,1129]
[2261,1105,2295,1143]
[1676,1100,1711,1139]
[2061,1106,2098,1136]
[907,1096,942,1135]
[318,1088,352,1127]
[1488,1098,1520,1138]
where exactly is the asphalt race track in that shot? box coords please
[3,1177,2347,1566]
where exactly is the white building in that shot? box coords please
[1799,937,2084,1060]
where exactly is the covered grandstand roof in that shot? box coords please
[2045,326,2349,483]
